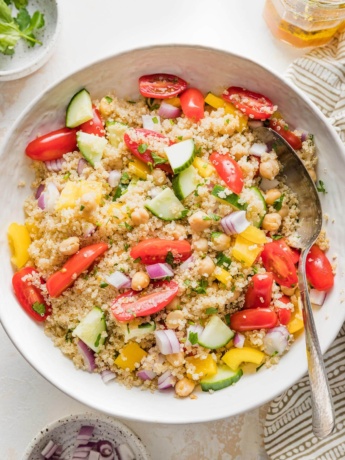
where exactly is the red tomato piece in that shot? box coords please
[12,267,51,322]
[123,128,173,173]
[180,88,205,121]
[209,152,244,194]
[112,280,179,322]
[289,246,301,265]
[275,296,292,325]
[261,240,298,287]
[25,127,77,161]
[244,272,274,309]
[230,308,278,332]
[78,106,105,137]
[222,86,274,120]
[269,119,302,150]
[46,243,108,298]
[306,245,334,291]
[139,73,187,99]
[130,238,192,265]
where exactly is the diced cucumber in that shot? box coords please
[164,139,195,174]
[172,165,199,200]
[145,188,187,220]
[106,121,128,148]
[198,315,234,349]
[77,131,108,166]
[66,89,93,128]
[245,186,267,228]
[73,307,106,353]
[119,321,156,342]
[200,365,243,391]
[211,185,246,210]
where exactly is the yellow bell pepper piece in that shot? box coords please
[287,298,304,334]
[107,203,127,220]
[240,225,267,244]
[7,223,31,269]
[186,355,217,379]
[222,347,265,371]
[165,97,181,108]
[56,181,103,210]
[214,267,232,286]
[204,93,248,132]
[114,342,147,371]
[232,235,263,267]
[192,157,215,178]
[128,157,151,180]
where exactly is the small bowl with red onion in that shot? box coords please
[23,413,150,460]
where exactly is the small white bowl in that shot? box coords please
[23,412,151,459]
[0,0,60,81]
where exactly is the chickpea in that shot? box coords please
[166,352,184,367]
[80,192,97,212]
[212,233,231,251]
[188,211,212,233]
[278,204,289,218]
[281,285,296,296]
[131,208,149,226]
[198,256,215,277]
[166,310,184,329]
[265,188,281,205]
[99,98,113,117]
[262,213,282,232]
[307,168,317,182]
[171,224,187,240]
[152,168,166,185]
[59,237,80,256]
[230,290,241,302]
[165,297,181,311]
[192,238,208,252]
[175,378,196,398]
[259,159,280,180]
[131,271,150,291]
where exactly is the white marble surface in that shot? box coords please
[0,1,307,458]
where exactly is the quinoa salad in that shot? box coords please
[8,73,335,398]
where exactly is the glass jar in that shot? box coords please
[263,0,345,47]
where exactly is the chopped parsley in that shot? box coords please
[100,282,108,288]
[94,333,102,348]
[133,257,141,263]
[65,329,74,342]
[202,215,211,221]
[205,307,218,315]
[165,251,174,266]
[138,143,148,154]
[184,279,191,287]
[224,313,230,325]
[127,100,136,104]
[32,302,45,316]
[80,205,85,211]
[271,234,283,240]
[273,193,285,211]
[138,322,152,329]
[152,116,159,124]
[124,243,129,251]
[146,97,160,110]
[105,96,113,103]
[211,214,221,221]
[215,252,232,269]
[151,152,168,166]
[316,180,327,194]
[121,172,130,183]
[124,222,133,231]
[193,279,208,294]
[188,331,199,345]
[176,136,183,141]
[180,209,189,218]
[63,171,71,180]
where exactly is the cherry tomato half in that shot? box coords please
[209,152,244,194]
[78,106,105,137]
[25,127,78,161]
[222,86,274,120]
[269,119,302,150]
[261,240,298,287]
[123,128,173,173]
[112,280,179,322]
[139,73,188,99]
[12,267,51,322]
[275,295,292,325]
[46,243,108,298]
[130,238,192,265]
[244,272,273,309]
[306,245,334,291]
[230,308,278,332]
[180,88,205,121]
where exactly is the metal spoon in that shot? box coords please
[254,126,335,439]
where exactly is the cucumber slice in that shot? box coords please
[119,321,156,342]
[245,186,267,228]
[198,315,234,349]
[172,165,199,200]
[164,139,195,174]
[66,89,93,128]
[73,307,106,353]
[77,131,108,166]
[211,185,246,210]
[106,121,128,148]
[145,188,187,221]
[200,365,243,391]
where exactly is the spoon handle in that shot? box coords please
[299,249,335,439]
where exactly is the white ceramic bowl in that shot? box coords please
[23,412,150,459]
[0,0,60,81]
[1,45,344,424]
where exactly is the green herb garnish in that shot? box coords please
[105,96,113,103]
[224,313,230,325]
[205,307,218,315]
[215,252,232,269]
[152,116,158,124]
[273,194,285,211]
[165,251,174,266]
[271,234,283,240]
[100,282,108,288]
[94,333,102,348]
[138,143,148,154]
[124,243,129,251]
[32,301,45,316]
[151,152,168,166]
[316,180,327,194]
[133,257,141,263]
[80,205,85,211]
[188,331,199,345]
[193,279,208,294]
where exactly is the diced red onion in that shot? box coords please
[310,289,327,306]
[260,178,280,191]
[249,142,267,157]
[158,101,181,119]
[155,330,180,355]
[108,170,121,188]
[106,271,131,289]
[157,370,176,390]
[185,324,204,346]
[137,369,156,381]
[76,425,95,443]
[97,440,114,457]
[233,332,245,348]
[146,263,174,279]
[45,158,65,172]
[52,445,63,459]
[221,211,250,235]
[73,448,92,458]
[77,158,89,176]
[77,340,96,372]
[179,255,194,271]
[263,326,289,356]
[82,223,97,238]
[87,452,100,460]
[116,443,136,460]
[35,183,45,199]
[41,441,56,458]
[248,120,264,129]
[100,370,116,383]
[142,114,161,132]
[37,182,60,212]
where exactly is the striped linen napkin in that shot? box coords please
[264,31,345,460]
